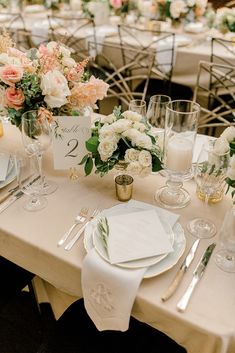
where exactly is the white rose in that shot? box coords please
[187,0,196,7]
[213,137,230,155]
[112,119,132,133]
[138,150,152,167]
[124,148,140,162]
[132,133,152,150]
[139,166,152,178]
[59,45,71,58]
[98,138,117,161]
[122,128,140,142]
[170,0,187,19]
[99,124,115,139]
[221,126,235,143]
[0,53,21,66]
[227,167,235,180]
[40,70,71,108]
[122,110,142,122]
[100,114,116,124]
[126,161,142,175]
[62,56,76,68]
[195,0,207,8]
[133,122,146,132]
[46,41,57,54]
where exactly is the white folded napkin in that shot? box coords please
[82,201,180,331]
[0,153,10,181]
[155,39,177,74]
[107,210,173,264]
[82,248,146,331]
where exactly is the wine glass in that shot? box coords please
[187,140,230,238]
[128,99,147,119]
[146,94,171,134]
[215,208,235,272]
[155,100,200,209]
[14,153,47,211]
[21,110,57,195]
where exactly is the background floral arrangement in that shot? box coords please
[0,31,108,127]
[80,106,163,177]
[109,0,136,16]
[214,7,235,33]
[154,0,208,23]
[0,0,7,8]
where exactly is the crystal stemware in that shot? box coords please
[146,94,171,134]
[215,208,235,272]
[187,140,230,239]
[21,110,57,195]
[14,153,47,211]
[128,99,147,119]
[155,100,200,209]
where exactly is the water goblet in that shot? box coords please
[21,110,57,195]
[187,140,230,239]
[215,208,235,272]
[14,153,47,211]
[128,99,147,119]
[155,100,200,209]
[146,94,171,134]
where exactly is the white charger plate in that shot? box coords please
[84,204,186,278]
[0,155,16,189]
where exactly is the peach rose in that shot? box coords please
[0,65,23,86]
[38,107,53,124]
[5,87,25,110]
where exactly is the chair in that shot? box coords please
[38,298,187,353]
[193,60,235,136]
[0,13,25,31]
[47,15,96,61]
[117,24,193,101]
[210,37,235,67]
[87,41,155,114]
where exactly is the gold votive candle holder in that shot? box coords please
[115,174,133,202]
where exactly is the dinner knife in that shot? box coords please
[0,190,24,214]
[176,242,216,312]
[161,238,200,302]
[0,174,37,204]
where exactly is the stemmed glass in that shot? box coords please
[187,140,230,238]
[129,99,147,119]
[14,153,47,211]
[215,208,235,272]
[155,100,200,209]
[146,94,171,134]
[21,110,57,195]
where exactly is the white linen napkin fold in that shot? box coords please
[155,39,177,74]
[0,153,10,181]
[82,248,146,332]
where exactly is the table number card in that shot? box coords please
[51,115,91,170]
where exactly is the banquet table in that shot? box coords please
[0,120,235,353]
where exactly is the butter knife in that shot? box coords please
[161,238,200,302]
[0,190,24,214]
[177,242,216,312]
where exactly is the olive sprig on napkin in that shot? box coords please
[97,217,109,251]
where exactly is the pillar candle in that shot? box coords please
[166,136,193,172]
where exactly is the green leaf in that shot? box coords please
[85,136,99,153]
[78,154,89,165]
[152,155,163,172]
[85,157,93,176]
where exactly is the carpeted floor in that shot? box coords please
[0,291,187,353]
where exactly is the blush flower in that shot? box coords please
[0,65,23,86]
[5,87,25,110]
[40,70,70,108]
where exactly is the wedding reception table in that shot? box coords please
[0,121,235,353]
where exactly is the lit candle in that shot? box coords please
[166,136,193,172]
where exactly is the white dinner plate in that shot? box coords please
[0,155,16,189]
[92,215,174,269]
[84,204,186,278]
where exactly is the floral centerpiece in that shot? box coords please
[154,0,208,24]
[79,106,163,177]
[220,126,235,202]
[214,7,235,34]
[0,31,109,127]
[109,0,136,17]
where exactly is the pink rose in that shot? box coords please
[5,87,25,110]
[110,0,122,9]
[0,65,23,86]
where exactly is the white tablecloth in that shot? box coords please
[0,122,234,353]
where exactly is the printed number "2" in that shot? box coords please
[65,139,79,158]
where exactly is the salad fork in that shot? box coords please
[57,207,88,247]
[64,208,100,251]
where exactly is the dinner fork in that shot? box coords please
[57,207,89,247]
[64,208,100,251]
